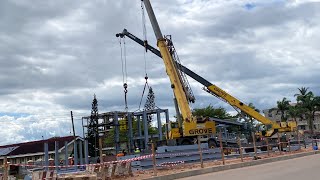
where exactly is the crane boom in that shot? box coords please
[117,28,297,137]
[142,0,193,122]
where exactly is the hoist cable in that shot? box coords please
[123,38,128,83]
[118,37,128,112]
[138,75,149,110]
[123,38,128,112]
[136,1,154,112]
[141,1,148,76]
[118,38,125,83]
[141,1,147,41]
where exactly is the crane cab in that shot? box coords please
[166,121,181,139]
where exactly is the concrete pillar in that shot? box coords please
[114,112,120,154]
[143,111,149,150]
[64,141,68,167]
[79,141,83,165]
[54,141,59,171]
[44,142,49,171]
[74,140,78,170]
[157,110,163,140]
[84,139,89,165]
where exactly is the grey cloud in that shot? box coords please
[1,0,320,143]
[202,2,320,38]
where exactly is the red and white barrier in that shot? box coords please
[8,154,153,168]
[157,161,184,167]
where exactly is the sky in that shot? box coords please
[0,0,320,145]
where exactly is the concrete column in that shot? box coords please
[143,111,149,150]
[114,112,120,154]
[54,141,59,171]
[44,142,49,171]
[64,141,68,167]
[79,141,83,165]
[84,139,89,165]
[157,110,163,140]
[74,140,78,170]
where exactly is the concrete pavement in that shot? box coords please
[179,154,320,180]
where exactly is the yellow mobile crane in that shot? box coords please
[117,28,297,139]
[141,0,215,145]
[131,0,297,145]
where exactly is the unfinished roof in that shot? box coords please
[0,136,76,156]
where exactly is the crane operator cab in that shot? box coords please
[166,121,181,140]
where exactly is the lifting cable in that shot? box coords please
[118,36,128,112]
[137,1,151,111]
[141,0,148,76]
[138,75,150,110]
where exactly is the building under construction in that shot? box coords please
[82,109,170,155]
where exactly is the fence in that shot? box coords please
[118,137,320,174]
[1,139,319,179]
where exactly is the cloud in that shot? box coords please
[0,0,320,145]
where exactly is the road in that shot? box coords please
[179,154,320,180]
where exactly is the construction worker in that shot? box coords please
[116,150,125,157]
[134,147,141,154]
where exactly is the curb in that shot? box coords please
[144,150,320,180]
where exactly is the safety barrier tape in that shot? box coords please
[157,161,184,167]
[156,150,206,157]
[311,139,320,142]
[3,154,153,168]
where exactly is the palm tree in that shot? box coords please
[294,87,309,96]
[302,94,320,135]
[294,87,312,104]
[294,87,320,135]
[277,97,291,122]
[288,105,300,122]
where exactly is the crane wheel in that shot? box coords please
[208,139,218,149]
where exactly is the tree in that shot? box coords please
[277,97,291,122]
[87,94,99,157]
[238,103,261,138]
[192,105,240,133]
[192,105,233,119]
[294,87,311,103]
[144,87,155,125]
[288,105,300,122]
[301,93,320,134]
[294,87,320,135]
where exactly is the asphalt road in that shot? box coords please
[179,154,320,180]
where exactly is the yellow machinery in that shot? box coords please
[205,85,297,137]
[142,0,215,145]
[127,0,297,145]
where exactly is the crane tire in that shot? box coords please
[208,139,218,149]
